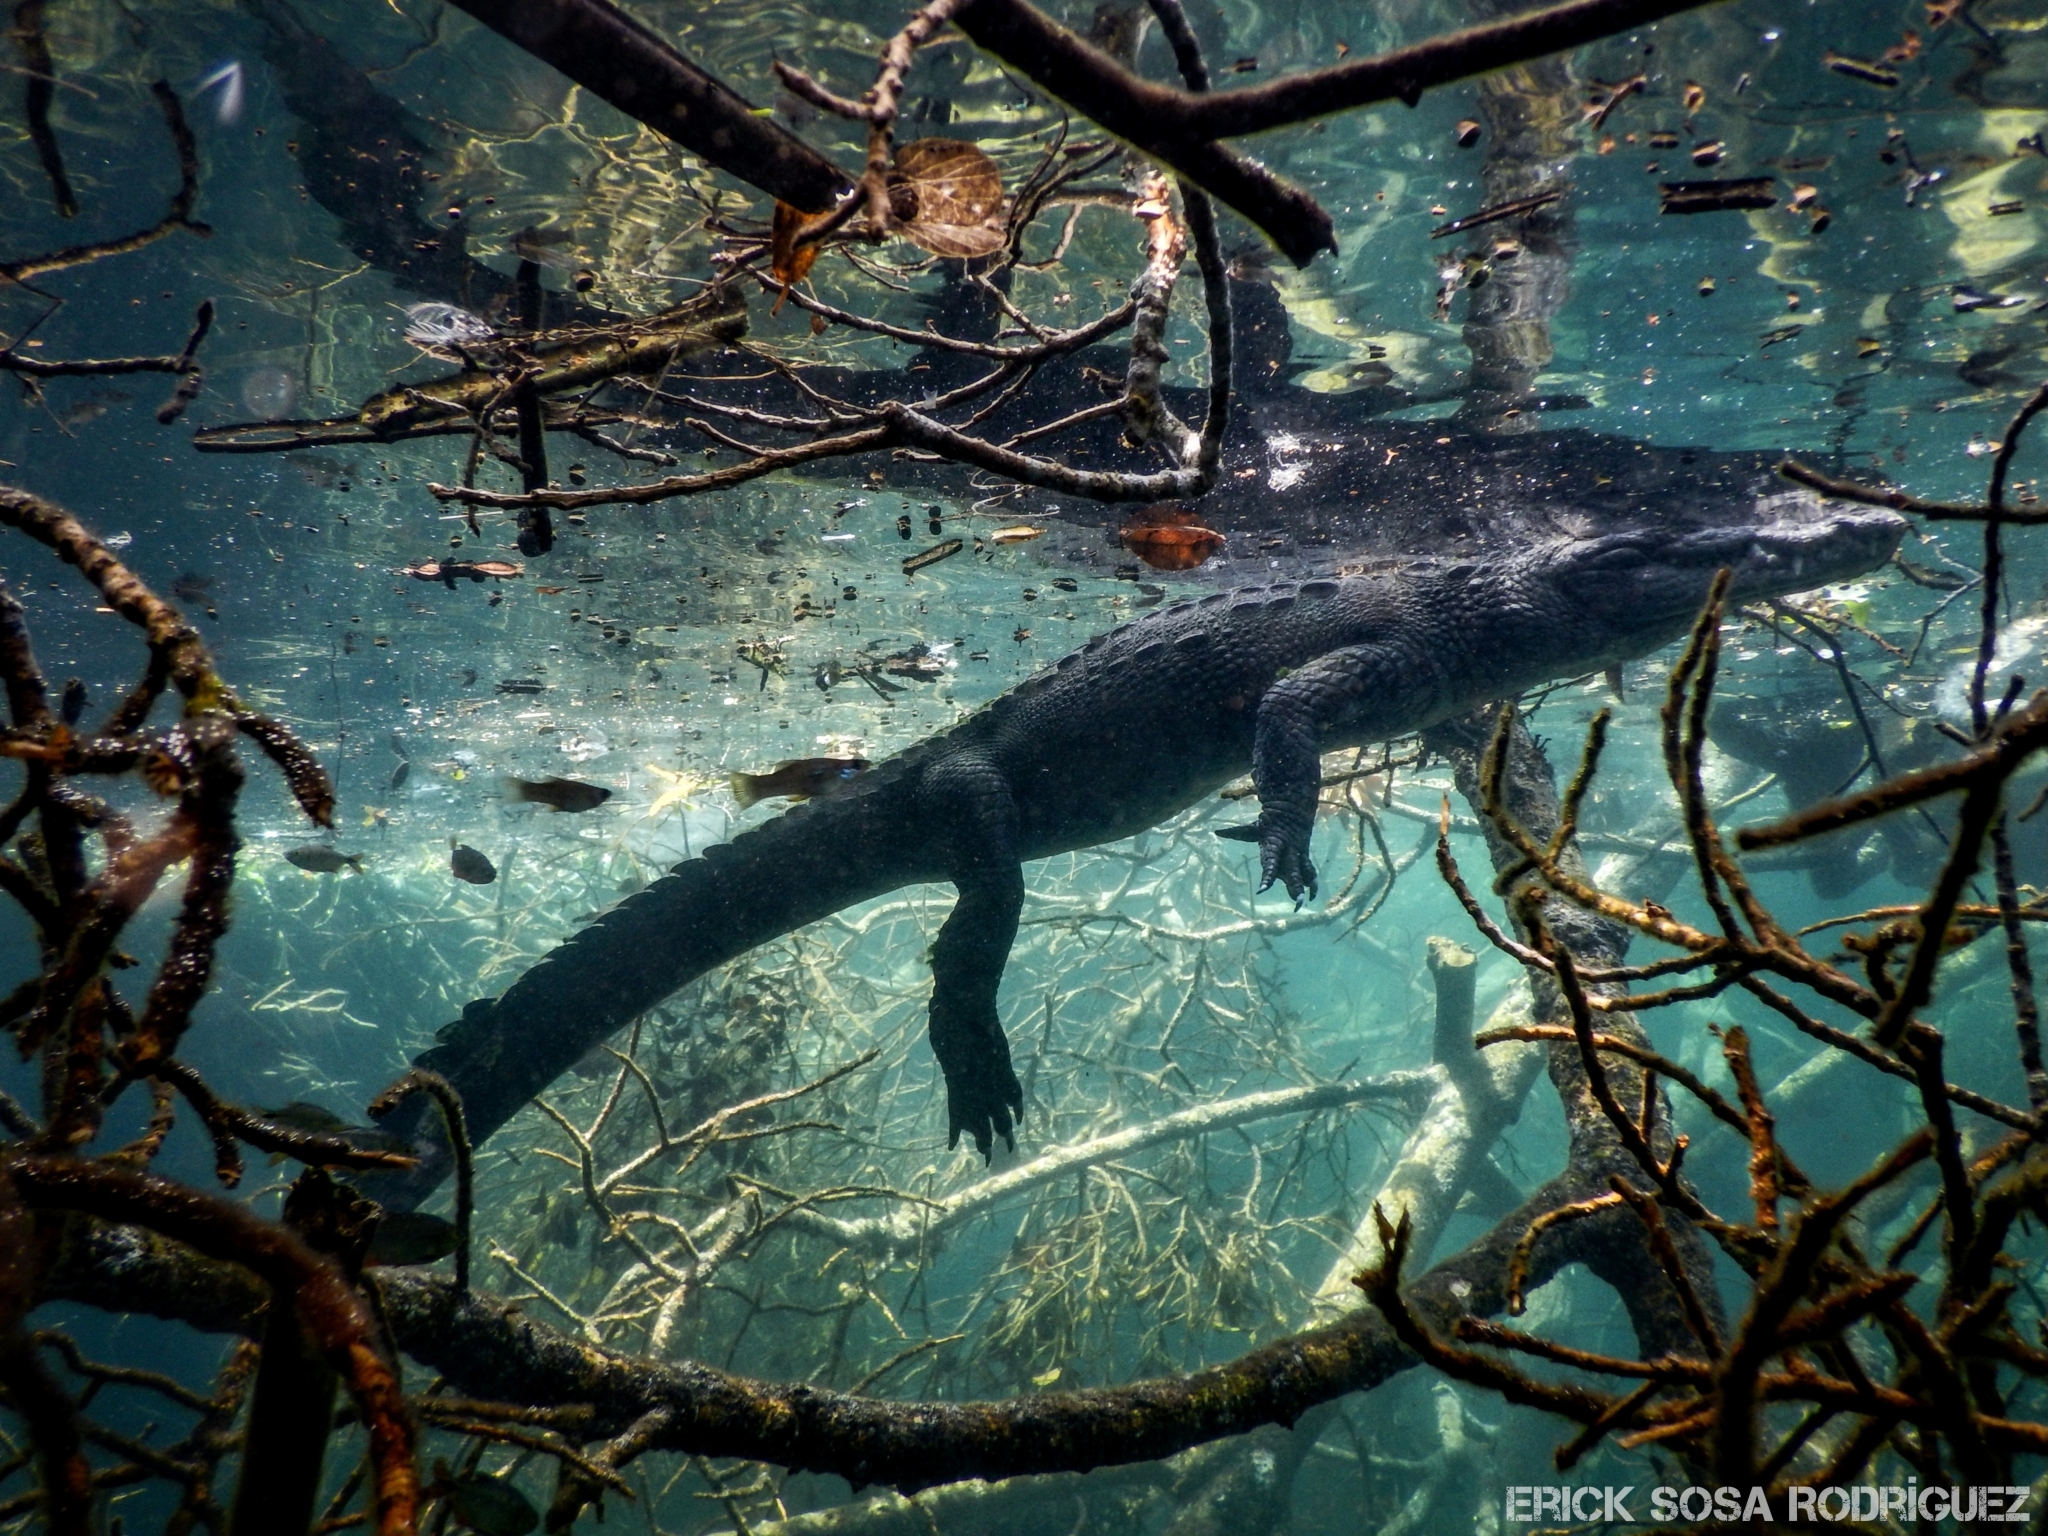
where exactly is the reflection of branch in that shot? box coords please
[439,0,850,212]
[0,82,207,285]
[952,0,1717,264]
[13,0,75,216]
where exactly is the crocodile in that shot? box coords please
[375,497,1905,1189]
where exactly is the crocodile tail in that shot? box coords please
[377,765,933,1197]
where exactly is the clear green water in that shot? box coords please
[4,0,2048,1530]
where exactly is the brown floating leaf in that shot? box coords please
[1120,518,1226,571]
[888,138,1006,259]
[771,200,820,312]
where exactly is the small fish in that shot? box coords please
[728,757,869,809]
[1455,119,1481,148]
[1953,285,2022,313]
[989,525,1045,544]
[430,1461,538,1536]
[1050,577,1078,593]
[1682,80,1706,113]
[286,845,363,875]
[512,224,576,269]
[903,538,963,576]
[1892,553,1969,590]
[539,1196,580,1248]
[172,573,215,603]
[450,840,497,884]
[390,760,411,791]
[504,776,611,813]
[58,400,108,429]
[1690,140,1725,166]
[365,1211,458,1267]
[59,679,87,725]
[289,455,356,489]
[259,1101,350,1134]
[496,679,547,695]
[1989,199,2025,217]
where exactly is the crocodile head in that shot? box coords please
[1537,499,1907,641]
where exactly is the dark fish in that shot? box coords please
[728,757,869,809]
[430,1461,538,1536]
[259,1100,350,1134]
[903,538,963,575]
[450,841,497,884]
[1455,118,1481,148]
[539,1195,580,1248]
[365,1211,458,1266]
[496,679,547,695]
[1953,285,2021,313]
[286,845,363,874]
[391,760,411,791]
[504,776,611,813]
[1659,177,1778,214]
[171,573,214,603]
[59,679,87,725]
[255,1104,415,1163]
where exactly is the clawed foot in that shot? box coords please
[1217,818,1318,906]
[930,1003,1024,1160]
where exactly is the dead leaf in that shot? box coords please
[771,201,820,313]
[888,138,1005,258]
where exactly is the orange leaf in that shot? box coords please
[771,201,820,311]
[1120,521,1225,571]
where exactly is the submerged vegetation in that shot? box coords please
[5,0,2048,1531]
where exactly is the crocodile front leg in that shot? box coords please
[1223,645,1404,903]
[918,751,1026,1158]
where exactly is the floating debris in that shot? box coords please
[1659,177,1778,214]
[285,845,363,875]
[903,538,963,575]
[1120,520,1226,571]
[729,757,869,808]
[403,558,524,585]
[402,302,497,351]
[504,776,612,813]
[450,841,497,884]
[1825,51,1899,86]
[989,524,1045,544]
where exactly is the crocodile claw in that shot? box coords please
[1261,839,1317,907]
[931,1003,1023,1161]
[1221,819,1317,905]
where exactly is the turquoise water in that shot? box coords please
[4,0,2048,1530]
